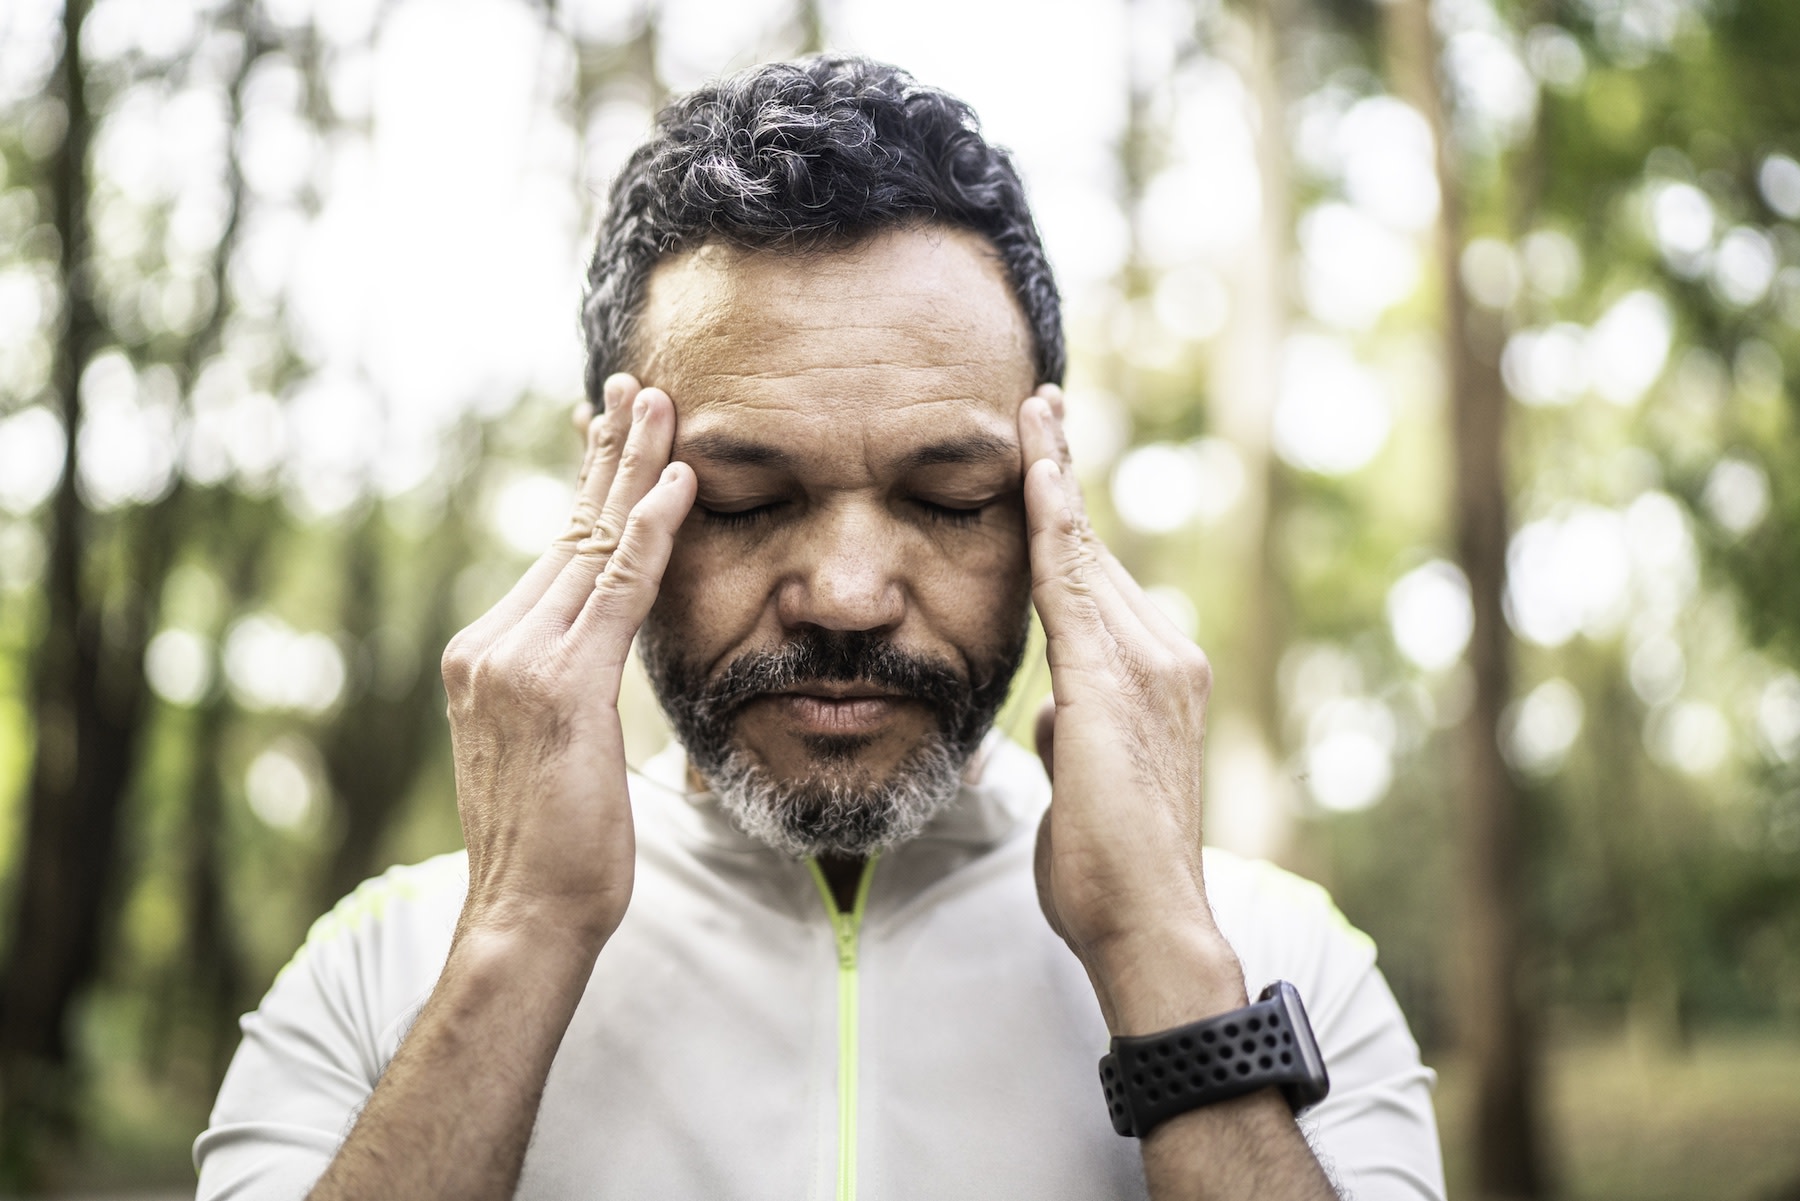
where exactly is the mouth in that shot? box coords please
[780,682,906,701]
[760,682,922,737]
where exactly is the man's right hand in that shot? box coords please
[306,375,693,1201]
[439,372,694,951]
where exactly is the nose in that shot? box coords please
[777,502,905,635]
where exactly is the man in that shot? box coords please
[196,56,1444,1199]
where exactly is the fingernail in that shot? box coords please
[633,394,649,422]
[661,464,680,483]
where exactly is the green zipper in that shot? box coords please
[806,855,880,1201]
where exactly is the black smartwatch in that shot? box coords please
[1097,981,1329,1138]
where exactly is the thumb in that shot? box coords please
[1033,695,1056,782]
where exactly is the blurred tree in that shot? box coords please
[1,0,1797,1191]
[2,0,140,1174]
[0,0,275,1179]
[1206,0,1301,859]
[313,514,467,913]
[1382,0,1548,1194]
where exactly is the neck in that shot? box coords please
[816,854,866,914]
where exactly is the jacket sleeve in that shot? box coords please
[1207,851,1447,1201]
[193,857,461,1200]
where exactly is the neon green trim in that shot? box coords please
[273,852,465,985]
[806,856,880,1201]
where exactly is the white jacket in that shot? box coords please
[196,734,1445,1199]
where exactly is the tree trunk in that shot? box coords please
[316,518,462,910]
[0,3,260,1177]
[1204,0,1297,861]
[0,0,123,1179]
[1382,1,1549,1196]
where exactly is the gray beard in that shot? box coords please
[637,622,1027,860]
[698,729,966,859]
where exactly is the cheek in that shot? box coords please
[908,519,1031,647]
[652,532,780,659]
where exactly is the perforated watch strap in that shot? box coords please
[1097,981,1330,1138]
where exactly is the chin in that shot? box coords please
[704,730,969,860]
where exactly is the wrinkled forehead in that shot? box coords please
[631,226,1037,450]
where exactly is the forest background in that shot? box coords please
[1,0,1798,1197]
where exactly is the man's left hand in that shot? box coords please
[1018,386,1249,1036]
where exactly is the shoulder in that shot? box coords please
[1201,847,1369,946]
[1201,848,1377,1014]
[198,855,469,1195]
[256,851,469,1070]
[280,851,468,987]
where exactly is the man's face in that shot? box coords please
[632,224,1038,858]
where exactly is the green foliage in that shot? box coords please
[0,0,1797,1191]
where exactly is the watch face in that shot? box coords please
[1262,981,1331,1112]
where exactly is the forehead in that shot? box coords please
[633,225,1036,459]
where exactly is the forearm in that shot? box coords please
[306,922,600,1201]
[1141,1088,1335,1201]
[1097,926,1339,1201]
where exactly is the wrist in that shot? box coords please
[1086,920,1247,1037]
[459,875,629,953]
[450,902,611,1000]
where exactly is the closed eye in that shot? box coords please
[917,500,986,528]
[699,501,785,529]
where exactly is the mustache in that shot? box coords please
[691,629,972,728]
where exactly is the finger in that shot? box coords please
[598,371,638,415]
[535,385,676,626]
[1023,455,1104,650]
[1022,386,1092,530]
[1021,394,1195,649]
[1021,398,1122,641]
[456,378,640,649]
[571,398,594,437]
[561,374,641,541]
[588,385,675,555]
[573,460,697,664]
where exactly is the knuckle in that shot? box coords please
[600,545,646,593]
[464,648,502,696]
[592,428,621,464]
[440,636,475,691]
[1162,647,1212,702]
[579,520,623,558]
[561,497,602,540]
[477,647,553,705]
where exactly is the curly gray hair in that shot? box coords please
[579,54,1065,402]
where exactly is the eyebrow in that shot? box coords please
[899,431,1017,470]
[679,431,793,468]
[678,430,1019,472]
